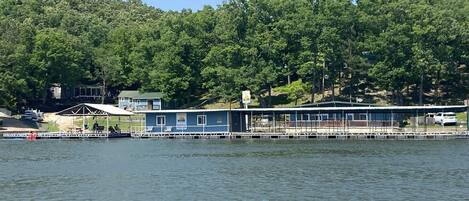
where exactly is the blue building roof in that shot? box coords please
[135,105,467,114]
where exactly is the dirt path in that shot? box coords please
[43,113,76,131]
[0,118,40,132]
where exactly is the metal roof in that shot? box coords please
[57,103,134,116]
[299,101,377,107]
[135,105,467,114]
[233,105,467,113]
[118,90,163,99]
[0,112,11,118]
[0,108,11,118]
[135,109,230,113]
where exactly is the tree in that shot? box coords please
[275,79,308,105]
[30,28,87,103]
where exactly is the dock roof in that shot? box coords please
[118,90,163,99]
[136,105,468,114]
[57,103,134,116]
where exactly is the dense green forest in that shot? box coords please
[0,0,468,111]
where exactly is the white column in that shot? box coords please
[391,110,394,134]
[106,115,109,136]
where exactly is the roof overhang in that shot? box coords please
[135,109,230,113]
[57,103,134,116]
[135,105,468,114]
[0,112,11,118]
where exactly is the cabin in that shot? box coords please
[118,90,163,111]
[50,84,105,100]
[136,105,468,135]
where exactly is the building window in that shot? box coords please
[359,113,368,121]
[156,116,166,126]
[197,115,207,125]
[311,114,320,121]
[320,114,329,121]
[176,113,187,127]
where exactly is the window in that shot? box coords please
[156,116,166,126]
[216,116,223,124]
[311,114,320,121]
[197,115,207,125]
[285,114,291,122]
[359,113,368,121]
[176,113,187,125]
[320,114,329,121]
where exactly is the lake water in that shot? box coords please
[1,139,469,200]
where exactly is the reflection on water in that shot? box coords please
[1,139,469,200]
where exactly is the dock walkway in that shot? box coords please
[131,131,469,140]
[2,131,468,140]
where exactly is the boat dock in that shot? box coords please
[2,103,468,140]
[130,131,469,140]
[1,132,130,139]
[2,130,469,140]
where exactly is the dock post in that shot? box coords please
[367,110,370,134]
[106,114,109,137]
[416,109,419,132]
[295,111,298,134]
[342,110,345,133]
[318,111,321,133]
[467,106,469,132]
[391,110,394,134]
[423,109,427,133]
[250,111,253,134]
[273,111,276,134]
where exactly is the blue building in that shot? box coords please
[136,105,468,135]
[142,109,230,134]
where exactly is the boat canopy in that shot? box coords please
[57,103,134,116]
[135,105,468,114]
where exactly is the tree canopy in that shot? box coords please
[0,0,468,111]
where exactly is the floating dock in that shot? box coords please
[2,132,130,139]
[131,131,469,140]
[2,131,468,140]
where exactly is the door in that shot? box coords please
[176,113,187,129]
[147,100,153,110]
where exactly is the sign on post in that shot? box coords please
[242,90,251,108]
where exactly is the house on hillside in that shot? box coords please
[50,84,105,100]
[118,90,163,111]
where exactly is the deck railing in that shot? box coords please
[131,125,230,135]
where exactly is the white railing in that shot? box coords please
[131,125,229,134]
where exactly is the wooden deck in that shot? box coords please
[131,131,469,140]
[2,131,468,140]
[1,132,129,139]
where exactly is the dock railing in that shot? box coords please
[131,125,230,137]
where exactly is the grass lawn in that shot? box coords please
[457,112,467,123]
[40,122,60,132]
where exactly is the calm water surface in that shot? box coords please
[1,139,469,200]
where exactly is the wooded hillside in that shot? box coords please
[1,0,468,111]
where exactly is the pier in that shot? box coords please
[130,131,469,140]
[131,104,469,140]
[2,104,469,140]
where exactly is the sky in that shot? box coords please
[143,0,225,11]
